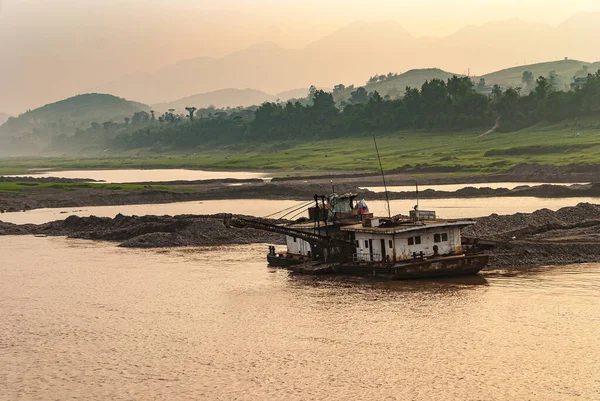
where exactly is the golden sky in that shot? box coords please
[1,0,599,113]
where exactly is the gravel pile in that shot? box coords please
[464,203,600,240]
[0,213,285,248]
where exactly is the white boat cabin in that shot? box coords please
[341,218,474,263]
[284,222,331,257]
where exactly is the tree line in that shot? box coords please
[54,71,600,151]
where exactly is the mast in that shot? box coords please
[373,135,392,219]
[415,181,420,222]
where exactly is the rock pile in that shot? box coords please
[0,213,285,248]
[464,203,600,240]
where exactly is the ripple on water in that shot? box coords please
[1,237,599,400]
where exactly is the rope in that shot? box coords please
[262,200,313,219]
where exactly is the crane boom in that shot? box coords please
[223,214,351,247]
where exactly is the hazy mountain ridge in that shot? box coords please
[92,13,600,106]
[0,113,10,125]
[151,88,318,113]
[0,94,149,138]
[334,68,461,102]
[152,89,276,113]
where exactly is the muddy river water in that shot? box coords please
[1,236,599,400]
[3,196,600,225]
[7,169,269,183]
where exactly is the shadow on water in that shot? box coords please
[284,270,489,294]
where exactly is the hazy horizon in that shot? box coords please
[2,0,600,114]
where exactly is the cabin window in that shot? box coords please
[388,240,393,248]
[435,233,449,243]
[293,237,297,243]
[356,240,360,248]
[408,237,414,246]
[415,236,421,245]
[365,240,369,249]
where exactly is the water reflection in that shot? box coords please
[6,168,269,183]
[364,182,589,193]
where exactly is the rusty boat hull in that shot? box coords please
[336,253,489,280]
[267,253,305,267]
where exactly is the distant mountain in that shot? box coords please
[93,21,424,104]
[152,87,326,113]
[275,88,312,102]
[0,93,149,139]
[152,89,276,113]
[92,14,600,106]
[0,113,10,125]
[334,68,461,101]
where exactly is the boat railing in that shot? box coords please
[353,253,383,263]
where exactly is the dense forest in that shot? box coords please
[52,71,600,152]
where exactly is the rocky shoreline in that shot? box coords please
[1,179,598,213]
[2,204,600,270]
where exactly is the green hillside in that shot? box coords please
[0,93,149,138]
[332,60,599,103]
[334,68,460,102]
[481,59,595,90]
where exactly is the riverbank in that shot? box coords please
[0,174,598,213]
[2,204,600,270]
[3,118,600,175]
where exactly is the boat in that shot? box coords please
[224,134,488,279]
[225,196,488,280]
[336,211,489,279]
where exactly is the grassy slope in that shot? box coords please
[0,94,149,135]
[333,60,597,102]
[334,69,459,101]
[481,59,590,89]
[1,118,599,177]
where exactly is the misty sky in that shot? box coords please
[1,0,599,114]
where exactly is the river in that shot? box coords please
[364,181,589,192]
[7,169,269,183]
[1,236,598,400]
[2,196,600,225]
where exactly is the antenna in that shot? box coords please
[415,181,420,222]
[373,136,392,219]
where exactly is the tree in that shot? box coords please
[548,71,559,92]
[150,110,155,121]
[349,87,369,105]
[124,117,130,125]
[476,78,487,92]
[132,111,150,125]
[491,84,503,100]
[521,71,534,91]
[185,107,197,121]
[333,84,346,94]
[534,76,551,99]
[167,109,177,123]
